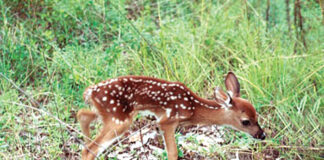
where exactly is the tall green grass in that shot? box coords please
[0,0,323,159]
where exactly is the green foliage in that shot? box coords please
[0,0,323,159]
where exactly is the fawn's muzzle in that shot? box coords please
[254,131,266,140]
[253,124,266,140]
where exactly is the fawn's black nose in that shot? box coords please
[259,132,266,140]
[254,130,266,140]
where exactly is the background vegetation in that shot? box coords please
[0,0,323,159]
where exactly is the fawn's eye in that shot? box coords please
[242,120,251,126]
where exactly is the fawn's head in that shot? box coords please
[214,72,265,140]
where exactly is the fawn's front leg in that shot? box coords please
[159,120,179,160]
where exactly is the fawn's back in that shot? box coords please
[83,76,217,125]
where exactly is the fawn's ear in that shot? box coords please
[214,87,232,108]
[225,72,240,97]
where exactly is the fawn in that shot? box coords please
[77,72,266,160]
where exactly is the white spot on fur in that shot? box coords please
[166,108,172,118]
[102,97,107,101]
[180,104,186,109]
[170,96,177,100]
[110,100,115,104]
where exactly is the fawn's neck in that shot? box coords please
[189,95,231,125]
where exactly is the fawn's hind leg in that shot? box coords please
[77,109,98,144]
[82,112,137,160]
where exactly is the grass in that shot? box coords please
[0,0,323,159]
